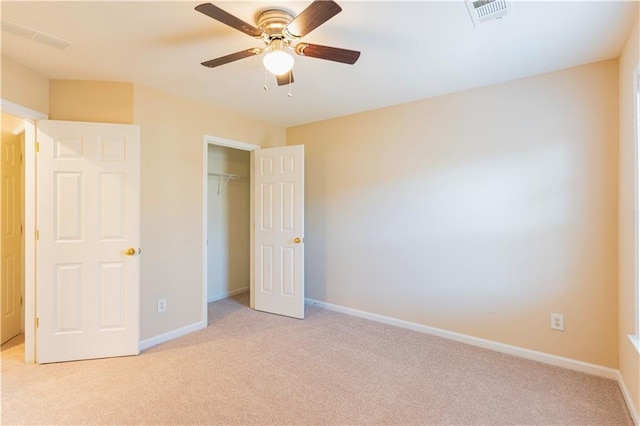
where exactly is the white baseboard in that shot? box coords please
[617,371,640,425]
[305,298,619,380]
[138,320,206,352]
[207,287,249,303]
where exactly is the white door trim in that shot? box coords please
[1,98,48,363]
[23,120,38,364]
[1,100,48,121]
[202,135,260,319]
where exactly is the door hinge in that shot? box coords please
[36,317,40,328]
[20,224,23,235]
[36,230,39,240]
[35,142,40,153]
[20,296,23,306]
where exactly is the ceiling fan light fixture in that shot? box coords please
[263,39,294,75]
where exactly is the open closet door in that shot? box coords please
[36,120,140,363]
[253,145,304,319]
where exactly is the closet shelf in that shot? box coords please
[209,172,248,195]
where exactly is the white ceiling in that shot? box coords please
[1,1,637,127]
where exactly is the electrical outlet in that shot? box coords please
[550,313,564,331]
[158,298,167,313]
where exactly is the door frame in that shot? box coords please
[1,99,47,363]
[202,135,260,317]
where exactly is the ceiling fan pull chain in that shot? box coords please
[263,67,269,92]
[288,73,293,97]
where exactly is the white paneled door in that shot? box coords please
[1,130,23,344]
[36,121,140,363]
[254,145,304,319]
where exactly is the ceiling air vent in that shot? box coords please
[466,0,509,26]
[1,19,70,50]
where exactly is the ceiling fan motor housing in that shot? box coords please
[256,9,296,41]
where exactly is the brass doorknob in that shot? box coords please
[293,237,301,244]
[125,247,136,256]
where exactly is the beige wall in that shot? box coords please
[288,59,619,368]
[1,55,49,115]
[134,85,285,340]
[49,80,133,124]
[2,113,25,135]
[618,13,640,416]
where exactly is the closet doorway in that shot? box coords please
[203,136,259,309]
[1,112,25,345]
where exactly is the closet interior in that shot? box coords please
[207,144,250,302]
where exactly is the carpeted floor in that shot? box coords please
[1,293,633,425]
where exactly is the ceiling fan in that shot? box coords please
[195,0,361,87]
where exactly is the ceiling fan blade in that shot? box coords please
[276,71,295,86]
[201,48,262,68]
[284,0,342,38]
[295,43,360,65]
[195,3,262,38]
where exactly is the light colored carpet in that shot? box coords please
[1,293,633,425]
